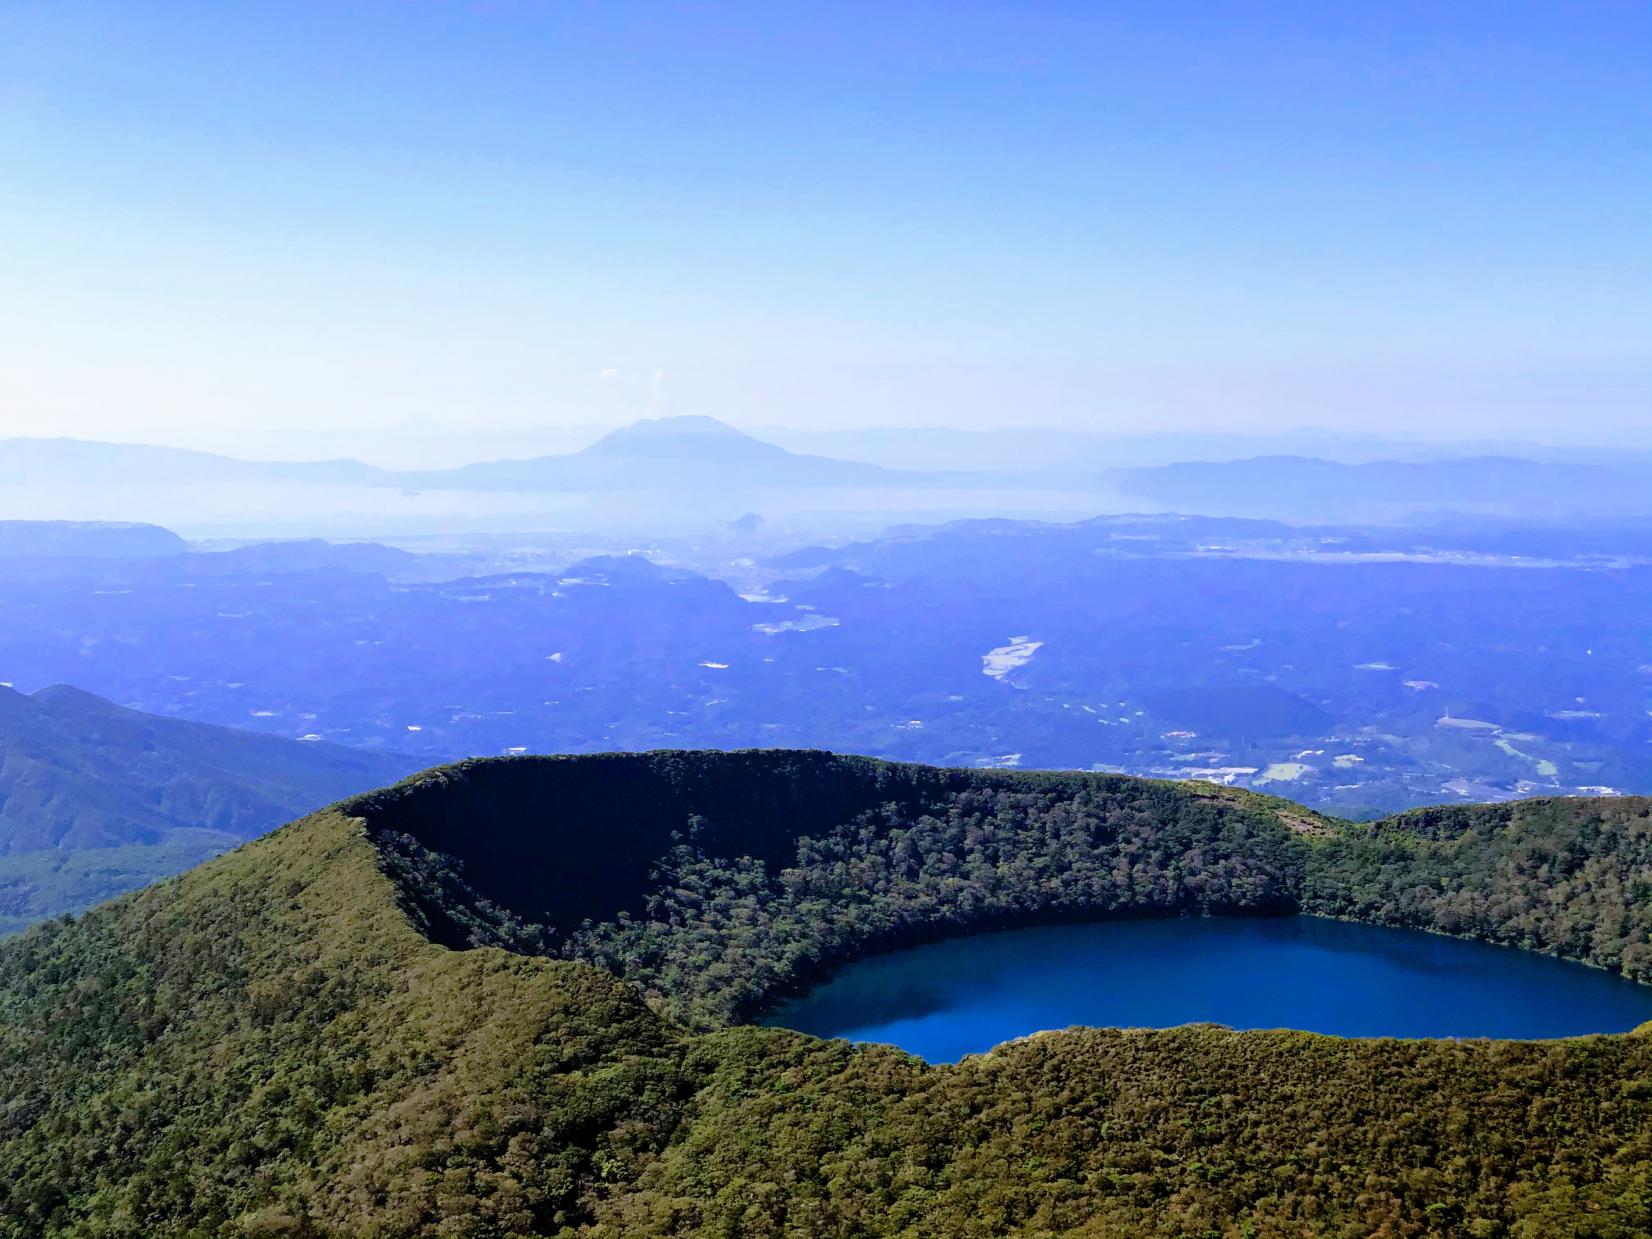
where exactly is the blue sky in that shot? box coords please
[1,1,1647,461]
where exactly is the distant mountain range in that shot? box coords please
[1,417,937,497]
[0,683,417,931]
[754,425,1652,474]
[1110,454,1652,522]
[0,528,433,585]
[14,419,1652,491]
[395,414,909,490]
[0,520,187,559]
[8,420,1652,532]
[0,436,386,487]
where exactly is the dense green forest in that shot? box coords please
[0,838,229,936]
[0,683,414,933]
[2,751,1650,1237]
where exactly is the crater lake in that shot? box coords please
[763,916,1652,1062]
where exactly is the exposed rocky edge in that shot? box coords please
[1,752,1649,1238]
[349,752,1652,1028]
[348,751,1009,947]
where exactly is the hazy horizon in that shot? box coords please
[3,2,1647,464]
[5,9,1652,1225]
[7,412,1652,477]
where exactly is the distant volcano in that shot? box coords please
[396,414,909,491]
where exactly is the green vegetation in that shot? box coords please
[0,683,414,931]
[0,837,228,936]
[558,769,1311,1028]
[1306,798,1652,982]
[1,751,1650,1237]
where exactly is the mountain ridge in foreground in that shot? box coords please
[2,751,1649,1237]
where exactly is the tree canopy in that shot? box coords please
[2,751,1649,1237]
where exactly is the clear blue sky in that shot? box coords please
[2,1,1647,461]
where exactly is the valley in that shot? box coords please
[2,514,1646,831]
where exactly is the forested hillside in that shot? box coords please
[0,685,415,932]
[361,753,1652,1028]
[1,752,1649,1237]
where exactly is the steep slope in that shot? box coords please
[1,752,1649,1238]
[0,685,417,930]
[0,685,414,854]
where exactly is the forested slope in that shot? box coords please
[0,684,411,855]
[0,684,415,932]
[1,751,1649,1237]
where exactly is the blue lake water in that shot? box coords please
[762,916,1652,1062]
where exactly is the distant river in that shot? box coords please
[762,916,1652,1063]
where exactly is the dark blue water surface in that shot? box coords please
[762,916,1652,1062]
